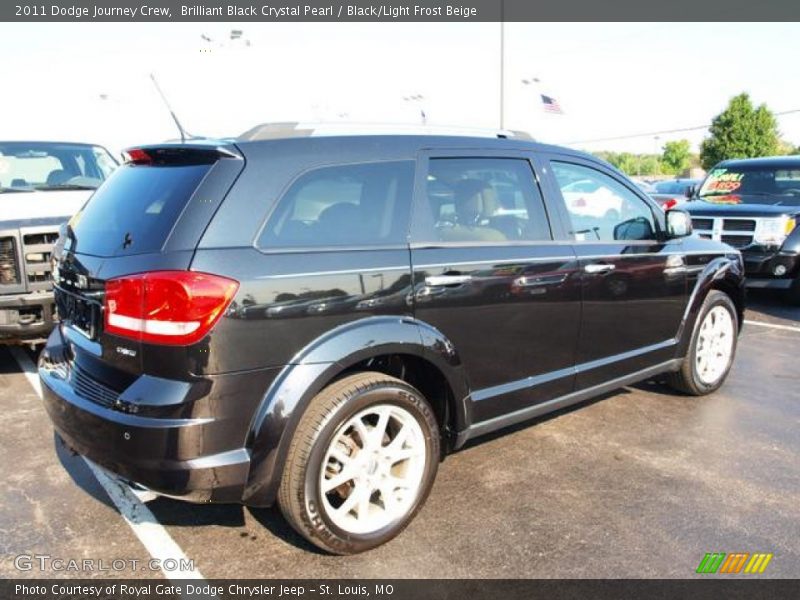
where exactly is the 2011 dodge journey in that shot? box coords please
[40,124,745,554]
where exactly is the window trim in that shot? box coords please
[542,153,666,244]
[409,150,555,246]
[253,158,417,251]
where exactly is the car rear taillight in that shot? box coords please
[104,271,239,345]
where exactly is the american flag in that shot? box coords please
[541,94,564,114]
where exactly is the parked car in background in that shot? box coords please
[40,125,743,555]
[632,179,656,194]
[560,177,624,219]
[684,157,800,303]
[0,141,117,344]
[650,178,702,210]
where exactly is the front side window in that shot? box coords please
[259,161,414,248]
[420,158,551,243]
[552,161,657,242]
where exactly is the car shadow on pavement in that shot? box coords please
[246,507,327,554]
[54,432,246,527]
[747,289,799,322]
[54,431,327,552]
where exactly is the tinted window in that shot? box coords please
[552,162,657,242]
[259,161,414,248]
[69,164,210,257]
[420,158,551,243]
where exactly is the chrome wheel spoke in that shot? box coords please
[334,484,362,516]
[370,406,391,449]
[321,465,356,493]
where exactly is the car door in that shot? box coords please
[409,149,581,424]
[539,154,688,389]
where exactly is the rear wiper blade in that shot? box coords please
[34,184,98,191]
[0,186,35,193]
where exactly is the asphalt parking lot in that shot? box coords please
[1,291,798,580]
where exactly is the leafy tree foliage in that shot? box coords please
[661,140,692,175]
[700,93,781,169]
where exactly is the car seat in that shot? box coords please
[438,179,507,242]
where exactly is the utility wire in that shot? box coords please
[563,108,800,146]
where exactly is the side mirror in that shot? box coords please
[614,217,654,241]
[666,209,692,238]
[685,184,697,199]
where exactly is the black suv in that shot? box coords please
[40,126,745,554]
[683,156,800,303]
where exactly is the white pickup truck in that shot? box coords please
[0,141,117,344]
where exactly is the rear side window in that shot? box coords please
[418,158,551,243]
[258,161,414,248]
[68,164,210,257]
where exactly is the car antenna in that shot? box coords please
[149,73,192,143]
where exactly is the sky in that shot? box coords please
[2,22,799,157]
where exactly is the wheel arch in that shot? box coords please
[241,316,470,506]
[676,255,745,357]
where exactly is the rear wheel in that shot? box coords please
[278,372,439,554]
[667,290,738,395]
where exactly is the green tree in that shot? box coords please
[700,93,781,169]
[662,140,692,175]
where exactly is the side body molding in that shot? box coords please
[241,316,469,506]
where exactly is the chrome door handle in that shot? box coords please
[424,274,472,286]
[584,263,615,274]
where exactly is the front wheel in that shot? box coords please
[667,290,738,395]
[278,372,440,554]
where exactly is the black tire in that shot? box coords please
[667,290,738,396]
[278,371,440,554]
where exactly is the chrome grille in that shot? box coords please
[691,217,755,248]
[723,219,756,232]
[721,234,753,248]
[0,237,18,285]
[70,363,120,408]
[691,218,714,231]
[21,228,59,291]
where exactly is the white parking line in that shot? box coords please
[8,347,205,581]
[744,319,800,333]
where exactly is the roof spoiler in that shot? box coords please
[122,144,241,165]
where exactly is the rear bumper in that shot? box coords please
[0,291,56,343]
[40,370,250,502]
[38,329,280,504]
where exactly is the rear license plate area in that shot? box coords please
[54,286,100,339]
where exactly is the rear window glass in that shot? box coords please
[68,164,210,257]
[258,161,414,248]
